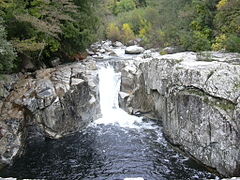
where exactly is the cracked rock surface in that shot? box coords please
[1,39,240,178]
[118,51,240,177]
[0,60,100,168]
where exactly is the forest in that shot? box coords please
[0,0,239,73]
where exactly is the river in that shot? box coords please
[0,65,218,180]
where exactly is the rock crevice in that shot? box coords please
[0,40,240,177]
[118,51,240,177]
[0,61,100,168]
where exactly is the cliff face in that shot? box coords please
[0,60,100,168]
[119,52,240,177]
[0,40,240,177]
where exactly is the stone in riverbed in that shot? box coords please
[113,41,123,47]
[125,45,145,54]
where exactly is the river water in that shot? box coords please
[0,66,218,180]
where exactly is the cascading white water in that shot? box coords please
[95,65,142,128]
[98,66,121,115]
[1,64,218,180]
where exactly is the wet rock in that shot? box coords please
[102,40,112,48]
[113,41,123,47]
[99,49,106,54]
[120,52,240,177]
[125,45,145,54]
[143,50,152,58]
[108,50,117,56]
[51,57,61,67]
[86,49,95,56]
[1,39,240,178]
[0,61,101,169]
[92,55,104,59]
[90,42,101,52]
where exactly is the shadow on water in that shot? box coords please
[0,118,218,180]
[0,65,219,180]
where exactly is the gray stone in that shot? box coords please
[92,55,104,59]
[125,46,145,54]
[108,50,118,56]
[113,41,123,47]
[51,57,61,67]
[160,46,181,54]
[98,49,106,53]
[1,39,240,178]
[86,48,95,56]
[118,52,240,177]
[0,61,101,169]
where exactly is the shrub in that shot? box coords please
[217,0,229,9]
[106,23,121,42]
[192,31,212,51]
[225,34,240,52]
[139,19,151,39]
[179,30,211,51]
[212,34,227,51]
[121,23,135,44]
[114,0,136,15]
[0,22,16,73]
[116,8,145,34]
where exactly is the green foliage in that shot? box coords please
[224,34,240,52]
[0,0,102,71]
[214,0,240,52]
[217,0,229,9]
[116,8,145,33]
[106,23,121,42]
[63,0,101,53]
[121,23,135,43]
[212,34,227,51]
[113,0,136,15]
[0,20,16,73]
[1,0,240,73]
[139,19,151,40]
[105,0,240,52]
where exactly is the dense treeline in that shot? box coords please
[105,0,240,52]
[0,0,101,73]
[0,0,240,73]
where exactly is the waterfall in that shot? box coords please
[98,66,121,116]
[95,65,142,128]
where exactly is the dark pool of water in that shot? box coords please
[0,119,218,180]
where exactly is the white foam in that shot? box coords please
[124,178,144,180]
[95,65,142,128]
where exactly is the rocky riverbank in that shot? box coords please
[0,60,100,169]
[117,51,240,177]
[0,40,240,177]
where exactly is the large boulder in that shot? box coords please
[119,52,240,177]
[0,60,100,169]
[125,45,145,54]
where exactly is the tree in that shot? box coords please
[214,0,240,52]
[0,19,16,73]
[0,0,103,71]
[113,0,136,15]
